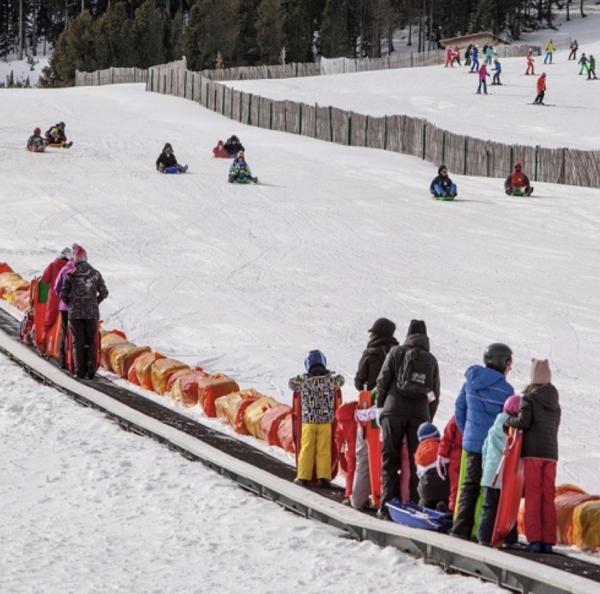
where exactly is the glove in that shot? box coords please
[436,455,449,480]
[375,407,384,427]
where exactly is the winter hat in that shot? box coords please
[530,358,551,385]
[34,127,41,135]
[503,394,522,416]
[417,422,440,442]
[304,349,327,372]
[60,246,72,260]
[514,162,522,171]
[73,244,87,263]
[163,142,173,151]
[407,319,427,336]
[438,164,448,175]
[369,317,396,338]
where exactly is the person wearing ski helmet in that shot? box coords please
[376,319,441,513]
[155,142,188,173]
[451,343,514,540]
[45,121,68,145]
[430,165,457,198]
[504,162,533,196]
[289,350,345,488]
[27,127,46,152]
[477,394,522,546]
[223,134,244,157]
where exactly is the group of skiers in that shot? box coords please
[26,122,71,152]
[291,318,561,553]
[38,245,108,379]
[429,161,533,199]
[154,135,258,182]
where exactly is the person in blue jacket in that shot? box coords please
[470,46,480,73]
[491,58,502,85]
[430,165,457,198]
[450,343,514,540]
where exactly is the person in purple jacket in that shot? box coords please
[54,256,75,367]
[477,64,490,95]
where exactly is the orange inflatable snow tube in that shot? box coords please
[277,413,295,453]
[10,287,31,311]
[198,374,240,417]
[150,358,190,395]
[108,343,151,378]
[129,351,165,388]
[257,404,292,446]
[168,368,207,407]
[553,485,600,545]
[215,389,261,434]
[100,330,128,369]
[572,500,600,551]
[243,396,278,438]
[0,272,29,300]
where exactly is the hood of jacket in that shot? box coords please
[465,365,507,391]
[403,333,430,351]
[367,336,399,351]
[525,383,560,412]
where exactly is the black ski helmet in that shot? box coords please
[483,343,512,373]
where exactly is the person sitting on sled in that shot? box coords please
[415,422,450,510]
[156,143,188,173]
[430,165,457,198]
[228,150,258,183]
[212,140,229,158]
[477,395,521,546]
[289,350,344,488]
[224,135,244,157]
[45,122,68,145]
[504,162,533,196]
[27,127,46,152]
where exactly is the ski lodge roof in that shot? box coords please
[441,32,510,49]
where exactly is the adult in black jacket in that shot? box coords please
[224,135,244,157]
[376,320,440,510]
[156,143,188,173]
[354,317,399,391]
[60,245,108,379]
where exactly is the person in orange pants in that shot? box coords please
[289,350,345,487]
[525,49,535,75]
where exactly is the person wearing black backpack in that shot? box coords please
[376,320,440,514]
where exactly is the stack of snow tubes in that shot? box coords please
[0,263,30,312]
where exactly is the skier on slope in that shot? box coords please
[506,359,561,553]
[228,150,258,183]
[470,46,480,73]
[544,40,555,64]
[525,49,535,76]
[450,343,514,540]
[477,63,490,95]
[568,39,579,61]
[26,127,46,152]
[578,53,589,76]
[588,55,597,80]
[491,58,502,86]
[464,44,473,67]
[533,73,546,105]
[430,165,457,198]
[45,122,70,147]
[60,245,108,380]
[156,143,188,173]
[485,46,494,66]
[505,162,533,196]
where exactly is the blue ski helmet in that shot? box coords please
[304,349,327,372]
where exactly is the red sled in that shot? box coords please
[292,389,342,482]
[212,141,230,158]
[491,428,524,548]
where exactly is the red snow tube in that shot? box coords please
[277,413,295,453]
[100,330,128,369]
[150,358,190,395]
[168,368,207,407]
[108,343,151,378]
[198,374,240,417]
[572,500,600,551]
[129,351,165,388]
[257,404,292,446]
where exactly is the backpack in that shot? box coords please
[398,347,437,398]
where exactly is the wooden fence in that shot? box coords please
[144,60,600,189]
[75,67,147,86]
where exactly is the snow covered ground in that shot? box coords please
[227,9,600,149]
[0,54,49,87]
[0,353,505,594]
[1,83,600,498]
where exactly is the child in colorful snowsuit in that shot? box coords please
[491,58,502,85]
[437,415,463,512]
[587,55,597,80]
[430,165,457,197]
[579,53,589,75]
[335,401,358,503]
[568,40,578,61]
[544,40,555,64]
[506,359,561,553]
[27,127,46,152]
[228,151,258,183]
[415,422,449,509]
[477,395,521,546]
[290,350,345,487]
[477,64,489,95]
[504,162,533,196]
[470,46,479,73]
[525,50,535,75]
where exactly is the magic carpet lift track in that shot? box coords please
[0,308,598,594]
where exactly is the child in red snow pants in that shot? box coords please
[523,459,557,544]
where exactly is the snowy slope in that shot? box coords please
[0,353,505,594]
[1,84,600,501]
[226,9,600,149]
[0,55,49,87]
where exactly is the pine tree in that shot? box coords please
[165,12,185,61]
[471,0,494,32]
[95,2,134,69]
[233,0,259,65]
[282,0,312,62]
[132,0,165,68]
[320,0,349,57]
[256,0,283,64]
[185,0,240,71]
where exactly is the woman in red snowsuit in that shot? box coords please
[437,415,463,511]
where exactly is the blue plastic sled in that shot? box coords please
[386,499,453,533]
[163,166,182,174]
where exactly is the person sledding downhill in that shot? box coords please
[430,165,457,200]
[223,135,244,157]
[505,162,533,196]
[289,350,345,488]
[212,140,229,158]
[228,150,258,184]
[45,122,72,148]
[60,245,108,380]
[533,73,547,105]
[156,143,188,173]
[27,127,46,152]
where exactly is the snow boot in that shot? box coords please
[542,543,554,554]
[294,478,308,486]
[181,164,188,173]
[528,542,543,553]
[317,478,331,488]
